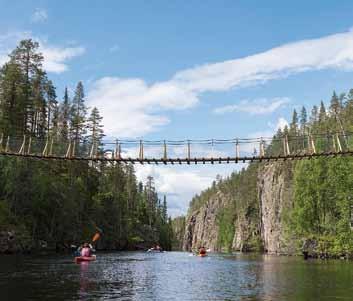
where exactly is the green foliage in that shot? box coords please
[0,40,173,252]
[217,206,235,252]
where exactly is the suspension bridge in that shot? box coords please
[0,131,352,165]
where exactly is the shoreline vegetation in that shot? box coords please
[0,40,173,254]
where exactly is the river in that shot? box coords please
[1,252,353,300]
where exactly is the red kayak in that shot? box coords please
[75,255,96,263]
[198,253,207,257]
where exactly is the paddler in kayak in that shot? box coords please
[81,243,92,257]
[199,246,207,257]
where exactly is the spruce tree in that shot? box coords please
[70,81,87,151]
[59,87,71,141]
[87,107,104,155]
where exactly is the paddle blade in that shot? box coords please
[92,233,100,242]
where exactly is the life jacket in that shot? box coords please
[81,247,91,257]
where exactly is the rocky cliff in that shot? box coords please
[182,162,297,254]
[258,162,296,254]
[183,191,226,251]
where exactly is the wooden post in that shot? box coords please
[49,137,54,156]
[0,133,3,151]
[235,139,239,159]
[259,138,264,158]
[336,133,342,152]
[114,140,118,159]
[285,135,290,156]
[89,143,95,158]
[282,137,287,156]
[27,136,32,154]
[310,135,316,154]
[163,140,167,160]
[65,141,72,158]
[139,140,144,160]
[5,136,10,153]
[19,135,26,154]
[332,134,337,152]
[187,140,191,160]
[115,140,121,160]
[42,138,49,156]
[70,140,76,158]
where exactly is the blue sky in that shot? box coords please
[2,1,353,216]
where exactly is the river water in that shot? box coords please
[1,252,353,300]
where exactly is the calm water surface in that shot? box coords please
[1,252,353,300]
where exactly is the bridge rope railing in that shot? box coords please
[0,130,353,164]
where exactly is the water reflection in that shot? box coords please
[1,252,353,300]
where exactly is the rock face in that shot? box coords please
[258,162,295,254]
[182,162,297,254]
[183,191,226,251]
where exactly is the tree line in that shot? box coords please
[0,39,173,252]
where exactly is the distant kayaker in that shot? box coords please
[199,247,206,255]
[81,243,92,257]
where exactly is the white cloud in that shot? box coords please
[213,97,290,115]
[275,117,289,131]
[87,77,197,137]
[31,8,48,24]
[135,164,243,217]
[0,31,85,73]
[41,45,85,73]
[88,28,353,138]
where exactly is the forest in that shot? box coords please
[0,40,173,253]
[187,89,353,257]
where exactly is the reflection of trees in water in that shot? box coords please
[246,254,353,300]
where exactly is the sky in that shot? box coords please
[2,1,353,216]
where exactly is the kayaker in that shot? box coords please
[81,243,92,257]
[199,246,206,255]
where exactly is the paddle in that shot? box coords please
[92,232,100,243]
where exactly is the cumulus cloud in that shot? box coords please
[0,31,85,73]
[135,164,243,217]
[40,45,85,73]
[88,28,353,138]
[213,97,290,115]
[31,8,48,23]
[87,77,197,137]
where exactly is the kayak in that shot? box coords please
[147,248,163,253]
[198,253,207,257]
[75,255,96,263]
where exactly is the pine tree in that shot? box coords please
[70,82,87,151]
[329,91,341,115]
[319,101,326,123]
[310,105,318,124]
[162,195,168,223]
[290,109,299,135]
[0,62,25,136]
[45,80,57,136]
[87,107,104,156]
[9,39,44,134]
[299,106,307,133]
[59,87,71,141]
